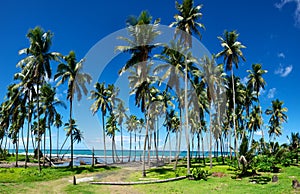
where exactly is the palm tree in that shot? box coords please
[54,51,92,168]
[247,63,267,143]
[114,100,127,162]
[216,30,246,161]
[247,63,267,101]
[106,113,119,163]
[54,114,63,158]
[170,0,205,175]
[63,119,83,159]
[247,106,263,145]
[40,84,66,165]
[116,11,161,177]
[125,115,138,162]
[116,10,160,75]
[17,26,61,171]
[287,132,300,163]
[90,82,112,164]
[170,0,205,47]
[265,99,288,141]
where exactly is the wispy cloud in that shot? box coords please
[268,88,277,99]
[275,64,293,77]
[241,76,248,85]
[277,52,286,58]
[275,0,300,27]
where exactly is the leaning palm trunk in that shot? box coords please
[154,130,159,162]
[162,131,169,160]
[184,60,190,175]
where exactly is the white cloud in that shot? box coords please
[254,131,263,136]
[274,65,293,77]
[277,52,285,58]
[275,0,300,27]
[268,88,277,99]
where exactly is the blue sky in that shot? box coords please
[0,0,299,150]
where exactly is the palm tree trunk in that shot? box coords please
[197,133,200,162]
[231,69,239,167]
[25,108,32,168]
[162,131,169,160]
[57,126,59,158]
[49,120,52,167]
[37,83,41,172]
[134,130,137,162]
[142,111,150,177]
[201,133,205,165]
[220,136,225,164]
[184,61,190,175]
[209,110,213,169]
[128,132,132,162]
[15,134,19,167]
[112,136,115,163]
[169,130,171,163]
[102,114,106,164]
[173,110,182,170]
[154,127,159,162]
[121,126,123,163]
[70,98,73,168]
[43,128,46,167]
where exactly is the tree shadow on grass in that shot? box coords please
[249,176,271,185]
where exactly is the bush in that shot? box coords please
[190,167,210,181]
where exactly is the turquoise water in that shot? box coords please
[10,149,231,166]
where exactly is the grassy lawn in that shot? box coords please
[0,158,300,194]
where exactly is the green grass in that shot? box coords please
[0,166,118,183]
[0,158,299,193]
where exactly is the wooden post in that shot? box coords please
[92,147,95,167]
[73,176,76,185]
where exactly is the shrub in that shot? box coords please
[191,167,210,181]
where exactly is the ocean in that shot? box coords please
[10,149,230,166]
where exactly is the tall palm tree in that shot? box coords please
[114,100,127,162]
[287,132,300,163]
[170,0,205,174]
[106,113,119,163]
[125,115,138,162]
[90,82,112,164]
[40,84,66,166]
[216,30,246,161]
[54,51,92,168]
[247,63,267,143]
[265,99,288,141]
[17,26,61,171]
[247,106,263,145]
[116,11,160,177]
